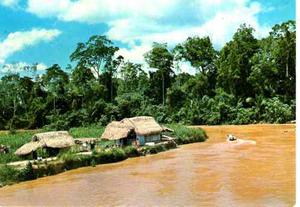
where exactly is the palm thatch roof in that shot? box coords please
[101,121,134,141]
[122,116,163,136]
[15,131,75,156]
[15,142,43,156]
[32,131,75,148]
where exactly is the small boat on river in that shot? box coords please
[226,134,256,146]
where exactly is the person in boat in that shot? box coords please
[227,134,237,141]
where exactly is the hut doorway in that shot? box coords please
[46,148,60,157]
[123,131,137,146]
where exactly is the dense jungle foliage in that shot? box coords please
[0,21,295,130]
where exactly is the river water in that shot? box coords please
[0,124,295,206]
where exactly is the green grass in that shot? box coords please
[166,124,208,144]
[0,131,40,164]
[69,126,104,138]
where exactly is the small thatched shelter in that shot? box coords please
[123,116,163,136]
[32,131,74,148]
[121,116,163,145]
[101,121,134,141]
[15,142,43,156]
[15,131,75,157]
[101,121,136,146]
[101,116,163,146]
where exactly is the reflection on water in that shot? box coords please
[0,124,295,206]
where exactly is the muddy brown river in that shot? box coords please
[0,124,295,206]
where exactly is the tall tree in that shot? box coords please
[144,43,174,105]
[174,36,217,73]
[42,64,69,115]
[70,35,119,79]
[118,62,144,94]
[0,74,22,129]
[70,35,120,102]
[270,20,296,101]
[217,24,258,99]
[249,20,295,101]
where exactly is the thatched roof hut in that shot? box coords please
[101,121,135,141]
[32,131,75,148]
[15,142,43,156]
[123,116,163,136]
[15,131,75,156]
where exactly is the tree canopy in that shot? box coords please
[0,20,295,130]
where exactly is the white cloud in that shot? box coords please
[0,0,19,8]
[26,0,272,72]
[35,62,48,71]
[116,44,152,64]
[174,61,197,75]
[27,0,177,23]
[0,28,61,64]
[1,62,48,74]
[108,1,269,47]
[112,1,270,65]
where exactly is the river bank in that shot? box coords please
[0,124,207,187]
[0,124,294,206]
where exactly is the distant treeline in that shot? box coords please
[0,20,295,130]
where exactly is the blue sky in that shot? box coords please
[0,0,295,74]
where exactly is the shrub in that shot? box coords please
[93,148,126,164]
[232,102,256,124]
[111,148,127,162]
[91,159,96,167]
[142,144,168,155]
[261,97,293,123]
[18,162,36,181]
[58,150,83,170]
[0,165,20,186]
[124,146,140,157]
[167,124,207,144]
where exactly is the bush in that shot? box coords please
[143,145,166,154]
[93,148,127,164]
[261,97,293,123]
[233,107,255,124]
[111,148,127,161]
[0,165,20,186]
[124,146,140,157]
[91,159,96,167]
[18,162,36,181]
[139,104,169,123]
[0,162,36,186]
[167,124,207,144]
